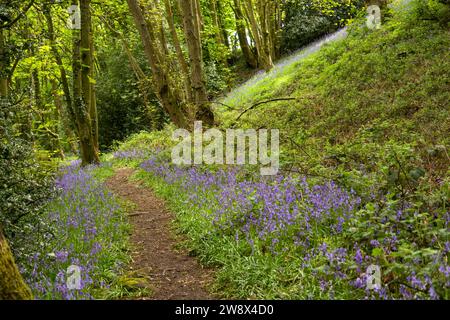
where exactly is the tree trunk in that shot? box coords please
[80,0,92,119]
[43,5,76,125]
[194,0,204,34]
[163,0,193,103]
[80,0,99,155]
[127,0,188,129]
[233,0,257,68]
[73,0,99,165]
[32,70,41,110]
[51,80,66,159]
[211,0,229,67]
[179,0,215,127]
[44,4,79,156]
[272,0,281,59]
[89,22,99,152]
[243,0,274,71]
[217,1,230,49]
[0,30,8,97]
[211,0,225,47]
[0,228,33,300]
[261,0,278,60]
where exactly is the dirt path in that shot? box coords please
[106,168,215,300]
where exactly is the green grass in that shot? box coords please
[220,5,449,200]
[222,7,449,148]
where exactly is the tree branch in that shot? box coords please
[201,100,236,111]
[233,97,296,125]
[0,1,35,30]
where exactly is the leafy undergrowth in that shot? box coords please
[107,130,449,299]
[220,1,450,190]
[17,160,148,299]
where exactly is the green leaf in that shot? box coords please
[372,247,383,257]
[88,76,96,84]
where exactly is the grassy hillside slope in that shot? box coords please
[221,2,449,196]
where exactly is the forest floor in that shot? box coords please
[106,168,215,300]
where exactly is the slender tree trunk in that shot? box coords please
[194,0,204,34]
[0,228,33,300]
[127,0,188,128]
[163,0,193,102]
[89,22,98,152]
[0,30,8,97]
[217,1,230,49]
[211,1,225,47]
[243,0,274,71]
[80,0,99,155]
[43,6,75,125]
[80,0,92,116]
[46,3,77,155]
[73,0,99,165]
[261,0,278,60]
[211,0,229,66]
[30,68,41,141]
[272,0,281,59]
[233,0,257,68]
[32,70,41,110]
[51,80,66,159]
[179,0,214,126]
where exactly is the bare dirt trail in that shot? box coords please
[106,168,215,300]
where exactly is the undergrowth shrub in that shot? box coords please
[0,100,55,260]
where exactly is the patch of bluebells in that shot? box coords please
[140,155,450,299]
[141,159,359,242]
[19,160,127,299]
[112,149,147,161]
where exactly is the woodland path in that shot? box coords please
[106,168,215,300]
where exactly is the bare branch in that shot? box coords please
[233,97,296,125]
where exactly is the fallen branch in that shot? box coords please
[208,101,236,110]
[287,136,313,160]
[233,97,296,126]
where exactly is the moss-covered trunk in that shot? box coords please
[0,30,8,97]
[0,228,33,300]
[127,0,189,129]
[179,0,215,127]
